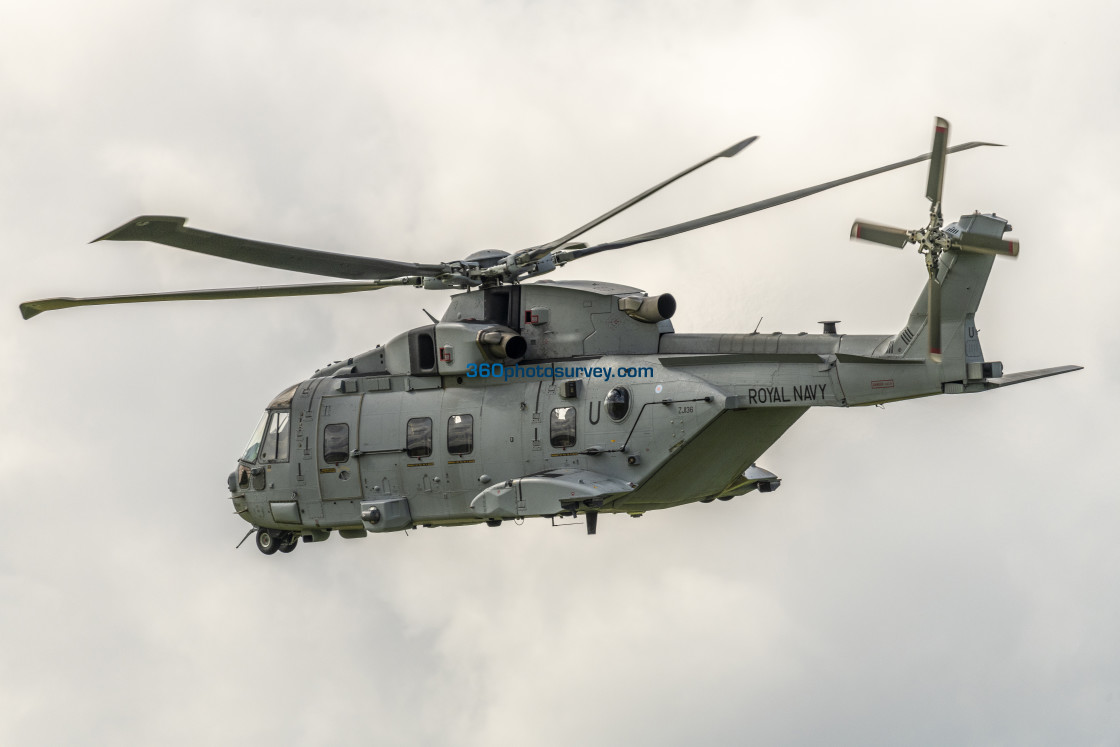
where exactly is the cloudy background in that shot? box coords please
[1,0,1115,744]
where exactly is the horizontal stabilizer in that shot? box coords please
[985,365,1083,388]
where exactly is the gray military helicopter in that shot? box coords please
[22,118,1080,554]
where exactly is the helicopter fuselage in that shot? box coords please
[229,269,1003,545]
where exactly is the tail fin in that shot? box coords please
[882,244,1083,392]
[888,250,997,379]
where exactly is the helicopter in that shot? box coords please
[21,117,1081,555]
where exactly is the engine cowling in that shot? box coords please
[618,293,676,324]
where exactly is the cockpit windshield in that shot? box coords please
[242,409,293,464]
[241,412,269,463]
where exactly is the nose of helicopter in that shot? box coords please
[228,464,254,494]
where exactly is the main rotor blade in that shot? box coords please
[96,216,447,280]
[518,135,759,264]
[570,141,1001,260]
[19,279,419,320]
[926,117,949,208]
[850,220,911,249]
[954,233,1020,257]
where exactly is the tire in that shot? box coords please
[278,533,298,553]
[255,528,279,555]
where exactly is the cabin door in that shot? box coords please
[357,392,402,499]
[441,388,485,499]
[318,393,363,501]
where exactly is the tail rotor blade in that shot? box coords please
[928,275,943,363]
[850,220,911,249]
[955,233,1020,257]
[926,117,950,208]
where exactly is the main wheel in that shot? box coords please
[278,533,298,553]
[255,528,279,555]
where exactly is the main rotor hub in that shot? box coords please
[461,249,511,269]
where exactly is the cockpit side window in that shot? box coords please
[259,410,291,463]
[241,412,269,463]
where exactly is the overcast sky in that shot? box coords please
[2,1,1116,744]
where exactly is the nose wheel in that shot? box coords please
[255,528,298,555]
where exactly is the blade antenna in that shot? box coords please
[235,527,255,549]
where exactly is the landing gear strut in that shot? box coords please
[278,533,298,553]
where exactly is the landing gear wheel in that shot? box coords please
[255,528,279,555]
[278,533,298,553]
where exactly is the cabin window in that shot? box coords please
[604,387,631,422]
[259,410,291,463]
[241,412,269,462]
[323,423,349,464]
[406,417,433,458]
[550,406,577,448]
[447,414,474,455]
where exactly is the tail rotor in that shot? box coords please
[850,117,1019,362]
